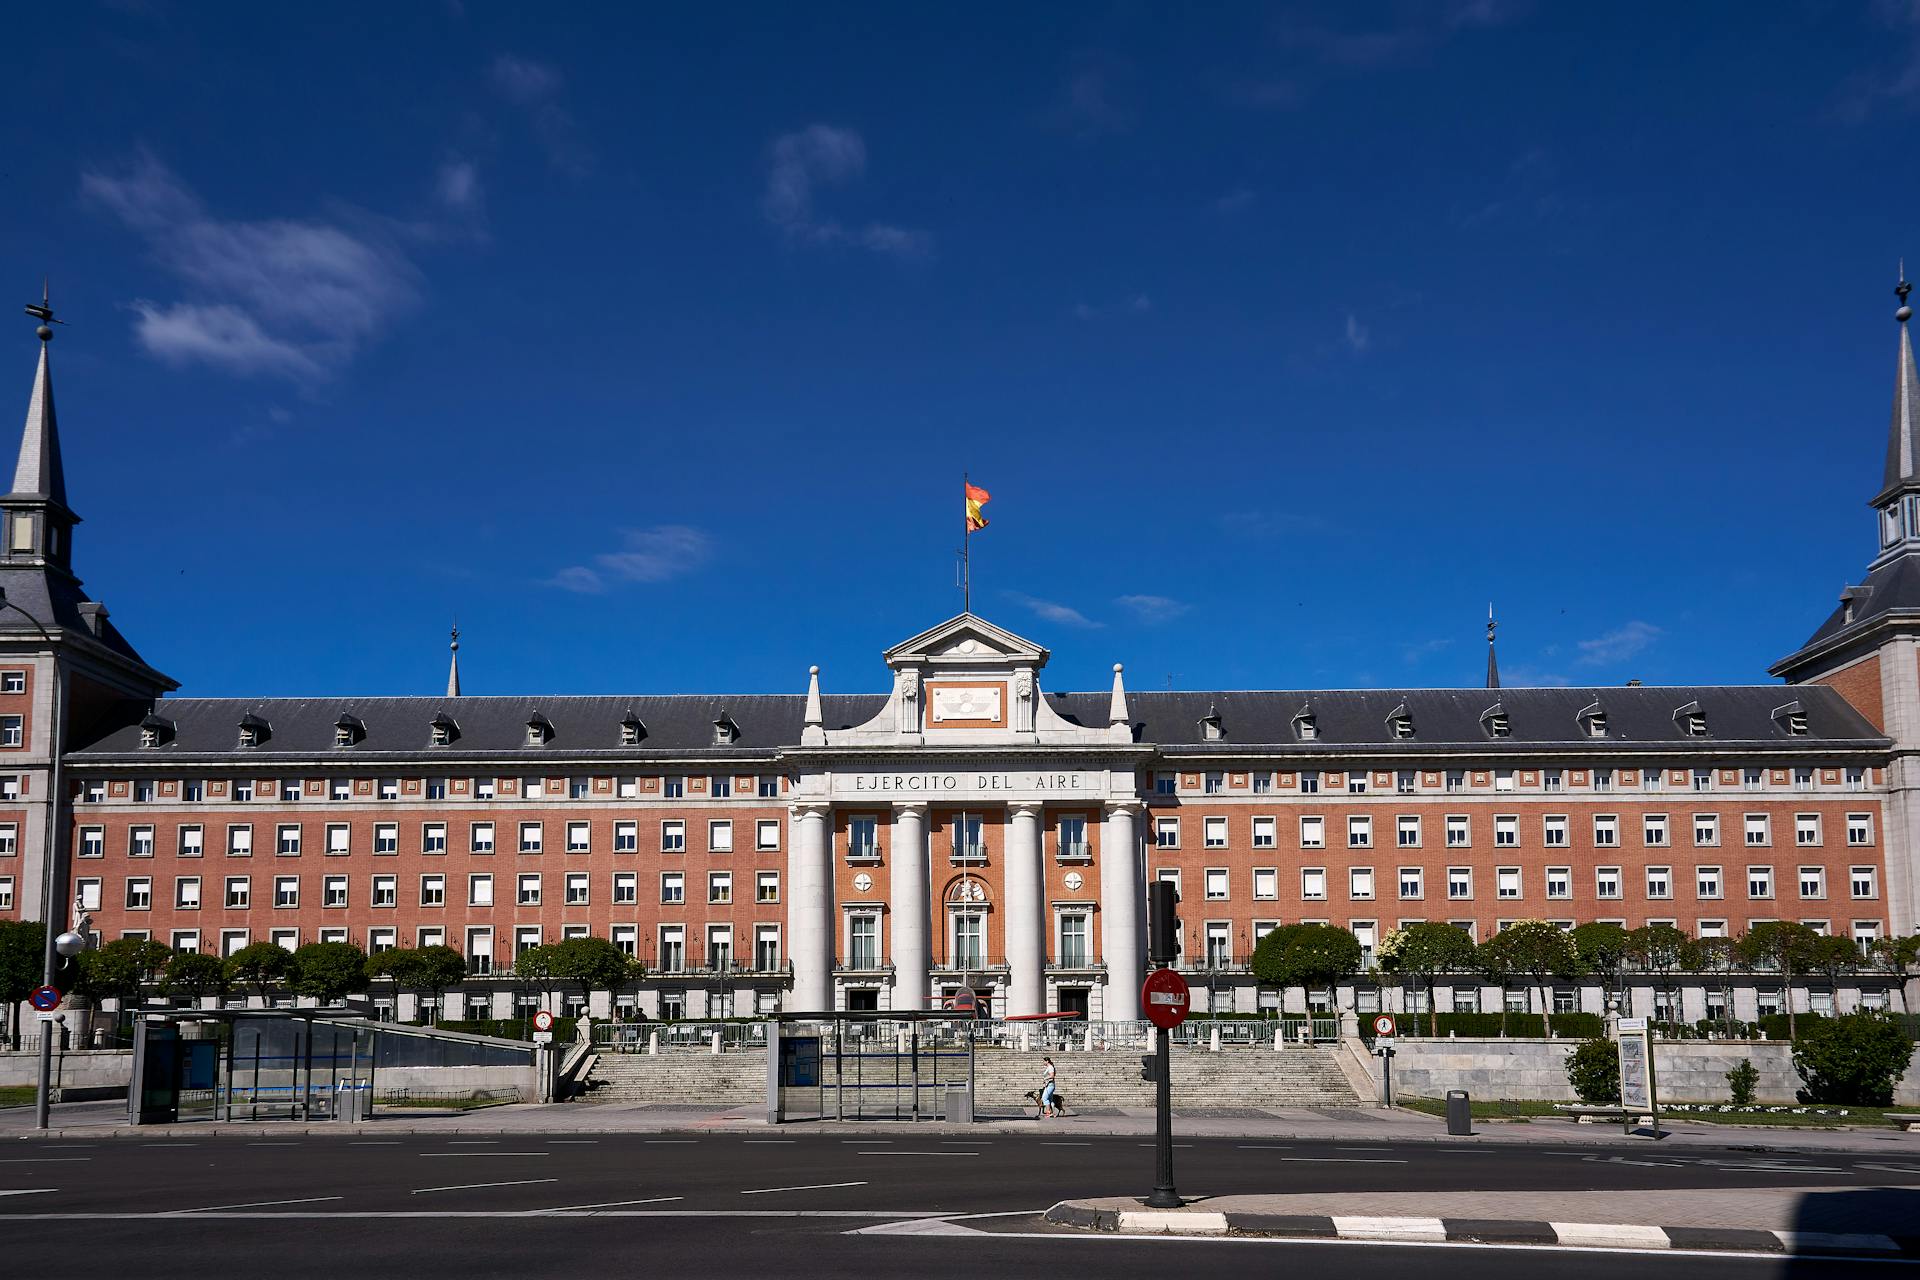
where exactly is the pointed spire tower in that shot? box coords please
[1872,268,1920,566]
[1486,605,1500,689]
[5,283,77,576]
[446,624,462,697]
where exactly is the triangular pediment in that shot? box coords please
[883,613,1050,670]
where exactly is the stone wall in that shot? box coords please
[1382,1036,1920,1105]
[0,1048,132,1100]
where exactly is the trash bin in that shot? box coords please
[1445,1089,1472,1135]
[942,1084,973,1125]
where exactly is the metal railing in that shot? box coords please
[592,1015,1345,1054]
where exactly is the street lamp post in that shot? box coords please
[0,587,67,1131]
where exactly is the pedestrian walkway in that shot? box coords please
[7,1096,1918,1153]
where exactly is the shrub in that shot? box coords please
[1566,1037,1620,1104]
[1726,1058,1759,1106]
[1792,1012,1916,1106]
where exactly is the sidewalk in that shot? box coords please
[1045,1185,1920,1258]
[6,1097,1918,1152]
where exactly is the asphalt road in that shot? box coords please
[2,1132,1912,1277]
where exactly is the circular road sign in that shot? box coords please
[1373,1014,1396,1037]
[28,985,61,1012]
[532,1010,555,1032]
[1141,968,1191,1030]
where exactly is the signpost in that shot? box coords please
[1372,1013,1397,1105]
[1142,882,1188,1209]
[1616,1016,1661,1138]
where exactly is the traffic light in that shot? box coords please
[1139,1053,1159,1083]
[1148,881,1180,966]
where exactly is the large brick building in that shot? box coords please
[8,288,1920,1023]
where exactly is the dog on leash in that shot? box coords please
[1023,1088,1072,1118]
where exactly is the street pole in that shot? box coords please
[3,593,65,1133]
[1146,1021,1178,1207]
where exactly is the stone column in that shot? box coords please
[1101,801,1143,1021]
[788,804,832,1011]
[889,803,929,1011]
[1879,634,1920,935]
[1004,802,1046,1017]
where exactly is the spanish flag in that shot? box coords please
[965,482,991,532]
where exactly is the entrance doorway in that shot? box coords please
[1058,988,1090,1019]
[846,989,880,1012]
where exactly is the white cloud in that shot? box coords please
[1344,311,1371,353]
[490,54,562,103]
[1073,294,1152,321]
[435,159,483,212]
[763,125,930,259]
[1116,594,1190,623]
[1006,592,1103,629]
[1576,620,1662,666]
[1495,664,1572,688]
[489,54,591,175]
[1401,637,1452,663]
[83,153,420,382]
[1214,186,1256,214]
[549,525,713,593]
[1049,58,1135,137]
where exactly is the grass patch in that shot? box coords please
[1397,1096,1561,1121]
[0,1085,36,1109]
[1400,1096,1920,1129]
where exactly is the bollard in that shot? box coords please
[1273,1027,1283,1052]
[1210,1026,1221,1053]
[648,1030,660,1055]
[1084,1026,1095,1053]
[711,1031,722,1055]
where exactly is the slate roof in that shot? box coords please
[1772,552,1920,675]
[1883,315,1920,502]
[67,683,1884,761]
[0,564,166,675]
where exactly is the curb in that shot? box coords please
[1041,1203,1913,1258]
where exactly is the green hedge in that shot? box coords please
[1389,1012,1602,1039]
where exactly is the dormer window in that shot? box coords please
[620,711,646,747]
[237,713,270,749]
[1199,706,1225,742]
[1292,705,1317,741]
[430,712,459,747]
[526,712,554,747]
[712,711,740,746]
[1480,703,1509,738]
[1386,703,1414,740]
[1772,700,1809,736]
[138,714,174,750]
[333,713,365,748]
[1674,700,1708,737]
[1578,701,1607,739]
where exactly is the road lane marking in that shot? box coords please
[538,1196,683,1212]
[1042,1142,1092,1146]
[644,1140,697,1144]
[0,1210,955,1220]
[941,1140,995,1145]
[1337,1147,1392,1152]
[447,1140,498,1145]
[350,1141,400,1146]
[247,1142,299,1147]
[414,1179,558,1195]
[741,1181,867,1195]
[172,1196,343,1213]
[547,1141,598,1145]
[857,1152,979,1157]
[0,1189,57,1197]
[844,1140,889,1144]
[1135,1144,1193,1149]
[1281,1157,1408,1164]
[744,1140,795,1145]
[1237,1145,1290,1150]
[0,1158,89,1164]
[418,1152,549,1158]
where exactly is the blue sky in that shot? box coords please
[5,3,1920,699]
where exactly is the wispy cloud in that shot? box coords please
[1006,591,1103,629]
[1834,1,1920,119]
[489,54,591,175]
[1497,664,1572,688]
[1402,637,1452,663]
[763,125,930,259]
[1213,186,1257,214]
[1576,620,1661,666]
[435,158,483,213]
[82,152,421,382]
[1343,312,1371,353]
[1047,52,1135,137]
[1072,293,1152,321]
[1116,594,1190,624]
[549,525,713,593]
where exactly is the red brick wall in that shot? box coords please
[1809,654,1884,732]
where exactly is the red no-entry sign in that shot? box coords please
[532,1010,554,1032]
[1140,968,1190,1030]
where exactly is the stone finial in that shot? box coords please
[1108,662,1131,741]
[801,664,826,746]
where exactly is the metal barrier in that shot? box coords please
[597,1015,1343,1054]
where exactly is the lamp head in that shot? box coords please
[54,930,87,958]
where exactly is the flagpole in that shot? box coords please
[963,471,971,614]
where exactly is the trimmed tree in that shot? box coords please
[1480,922,1576,1034]
[73,938,173,1013]
[1570,922,1631,1016]
[1251,923,1361,1012]
[363,947,415,1015]
[548,936,641,1016]
[1627,923,1693,1027]
[163,950,229,1005]
[405,945,470,1023]
[292,941,369,1006]
[1376,922,1477,1036]
[1691,935,1739,1036]
[1792,1011,1916,1105]
[224,942,296,1006]
[0,919,45,1049]
[1734,921,1821,1039]
[1870,934,1920,1014]
[510,944,559,1036]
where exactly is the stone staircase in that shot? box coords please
[580,1044,1362,1109]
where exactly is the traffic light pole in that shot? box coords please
[1146,1019,1179,1208]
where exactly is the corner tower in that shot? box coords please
[1773,276,1920,932]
